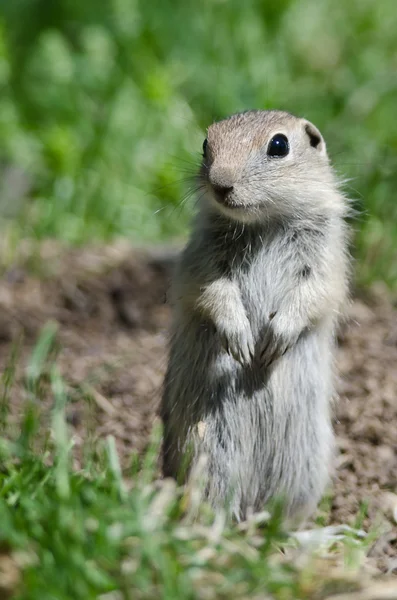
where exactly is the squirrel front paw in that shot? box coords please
[259,320,301,368]
[218,318,255,366]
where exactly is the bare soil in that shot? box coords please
[0,242,396,569]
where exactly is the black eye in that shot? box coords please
[267,134,289,158]
[202,138,208,157]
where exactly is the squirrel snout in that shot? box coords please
[212,183,234,199]
[209,167,235,201]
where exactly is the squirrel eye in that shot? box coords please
[202,138,208,157]
[267,134,289,158]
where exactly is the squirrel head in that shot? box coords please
[199,110,342,224]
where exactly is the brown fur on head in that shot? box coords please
[199,110,342,223]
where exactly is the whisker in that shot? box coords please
[148,177,199,197]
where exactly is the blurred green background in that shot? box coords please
[0,0,396,287]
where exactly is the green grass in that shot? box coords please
[0,326,373,600]
[0,0,397,287]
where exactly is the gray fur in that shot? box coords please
[160,110,350,523]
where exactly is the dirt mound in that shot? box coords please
[0,243,396,565]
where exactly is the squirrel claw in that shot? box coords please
[259,325,297,368]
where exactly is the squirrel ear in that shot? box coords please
[303,121,326,155]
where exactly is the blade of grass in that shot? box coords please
[51,366,70,500]
[0,334,23,432]
[106,435,127,502]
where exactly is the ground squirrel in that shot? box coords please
[160,109,350,524]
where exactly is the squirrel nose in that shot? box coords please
[212,183,234,199]
[209,167,234,199]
